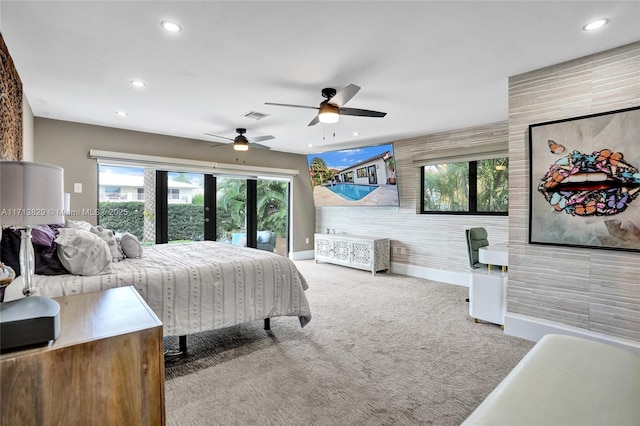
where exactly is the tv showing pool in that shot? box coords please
[306,143,399,207]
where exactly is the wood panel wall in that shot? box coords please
[508,42,640,341]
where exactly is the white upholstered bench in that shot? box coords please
[462,334,640,426]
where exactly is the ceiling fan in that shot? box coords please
[265,84,386,126]
[204,128,274,151]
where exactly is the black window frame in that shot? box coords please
[420,159,508,216]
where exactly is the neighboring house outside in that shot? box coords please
[333,151,394,185]
[98,172,201,204]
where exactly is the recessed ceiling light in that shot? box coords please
[115,111,128,117]
[161,21,182,32]
[583,18,609,31]
[308,144,313,147]
[130,80,145,88]
[352,131,359,136]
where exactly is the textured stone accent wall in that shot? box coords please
[508,42,640,341]
[316,121,509,275]
[0,32,23,161]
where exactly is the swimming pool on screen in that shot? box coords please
[326,183,379,201]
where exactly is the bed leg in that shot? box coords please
[179,335,187,355]
[164,335,188,359]
[264,318,271,331]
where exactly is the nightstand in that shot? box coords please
[0,286,165,425]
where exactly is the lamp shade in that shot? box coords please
[0,161,65,226]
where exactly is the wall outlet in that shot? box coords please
[74,183,82,193]
[305,237,309,244]
[400,247,406,255]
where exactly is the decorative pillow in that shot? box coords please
[90,225,124,262]
[1,228,23,275]
[118,232,143,258]
[35,244,70,275]
[1,225,69,276]
[31,224,57,247]
[64,219,93,232]
[55,228,112,276]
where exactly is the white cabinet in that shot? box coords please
[314,233,390,276]
[469,271,507,327]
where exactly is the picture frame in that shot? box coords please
[528,106,640,252]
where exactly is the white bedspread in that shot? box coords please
[4,241,311,337]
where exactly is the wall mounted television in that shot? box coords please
[306,143,399,207]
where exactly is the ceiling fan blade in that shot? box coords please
[264,102,319,111]
[308,115,320,126]
[203,133,234,142]
[251,143,271,150]
[339,107,387,118]
[249,135,275,143]
[329,84,361,107]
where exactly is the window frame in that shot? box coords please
[419,157,508,216]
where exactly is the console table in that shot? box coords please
[315,233,390,275]
[0,286,165,425]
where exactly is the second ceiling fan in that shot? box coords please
[265,83,386,126]
[204,128,274,151]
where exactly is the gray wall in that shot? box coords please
[22,94,34,160]
[507,42,640,342]
[33,118,316,254]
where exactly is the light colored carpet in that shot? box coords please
[164,260,534,425]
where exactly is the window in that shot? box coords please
[420,157,508,215]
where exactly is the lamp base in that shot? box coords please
[0,296,61,351]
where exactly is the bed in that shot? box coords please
[4,240,312,352]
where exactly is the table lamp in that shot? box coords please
[0,161,65,351]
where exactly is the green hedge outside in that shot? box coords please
[98,202,204,241]
[98,201,144,239]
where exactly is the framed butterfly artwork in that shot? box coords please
[528,106,640,252]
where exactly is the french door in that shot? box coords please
[98,165,289,255]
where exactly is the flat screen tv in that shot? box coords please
[306,143,399,207]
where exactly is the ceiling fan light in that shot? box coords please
[319,112,339,124]
[318,104,340,124]
[233,141,249,151]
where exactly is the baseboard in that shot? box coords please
[504,312,640,354]
[390,262,470,287]
[289,249,315,261]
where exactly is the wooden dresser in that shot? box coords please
[0,286,165,425]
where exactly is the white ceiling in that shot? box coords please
[2,1,639,155]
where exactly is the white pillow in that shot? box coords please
[64,219,93,232]
[118,232,143,258]
[55,228,112,276]
[90,225,124,262]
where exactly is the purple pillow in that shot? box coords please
[0,225,68,276]
[31,225,57,247]
[35,244,69,275]
[0,228,21,275]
